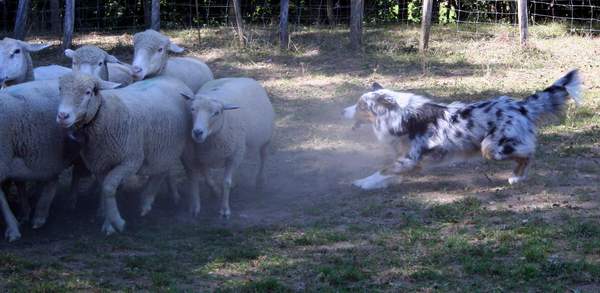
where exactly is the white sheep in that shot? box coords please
[180,78,275,218]
[56,73,193,234]
[131,29,214,92]
[65,45,134,86]
[33,65,72,81]
[0,37,54,87]
[0,80,84,241]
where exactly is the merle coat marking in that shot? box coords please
[343,70,582,190]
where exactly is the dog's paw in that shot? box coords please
[352,172,393,190]
[508,176,526,185]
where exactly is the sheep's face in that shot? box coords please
[57,73,119,128]
[0,38,49,86]
[185,94,239,143]
[131,30,184,81]
[65,46,121,81]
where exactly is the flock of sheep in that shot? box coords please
[0,30,275,242]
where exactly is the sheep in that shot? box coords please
[0,37,53,87]
[0,80,83,241]
[180,78,275,218]
[56,73,193,234]
[33,65,72,81]
[65,45,134,86]
[130,29,214,92]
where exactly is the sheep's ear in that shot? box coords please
[371,82,384,91]
[168,42,185,53]
[223,104,240,111]
[105,54,120,63]
[18,41,50,52]
[64,49,75,59]
[180,92,195,100]
[97,80,121,90]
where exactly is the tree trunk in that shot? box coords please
[2,1,8,33]
[517,0,528,47]
[279,0,289,50]
[62,0,74,50]
[151,0,160,30]
[143,0,151,27]
[349,0,363,49]
[49,0,61,34]
[232,0,244,46]
[227,0,236,25]
[326,0,335,25]
[14,0,30,40]
[419,0,433,51]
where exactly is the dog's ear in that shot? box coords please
[375,94,397,109]
[371,82,384,91]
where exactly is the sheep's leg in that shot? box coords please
[139,174,167,216]
[256,142,270,189]
[188,171,202,217]
[202,169,220,196]
[221,157,241,219]
[31,179,59,229]
[67,160,90,210]
[167,172,180,204]
[0,179,21,242]
[101,164,137,235]
[15,182,31,223]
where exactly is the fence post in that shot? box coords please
[232,0,244,47]
[50,0,60,34]
[62,0,74,50]
[151,0,160,30]
[14,0,30,40]
[279,0,289,50]
[326,0,335,25]
[517,0,528,46]
[419,0,433,52]
[350,0,364,49]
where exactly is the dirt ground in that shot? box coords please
[1,25,600,292]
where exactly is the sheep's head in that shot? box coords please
[0,38,50,86]
[342,82,384,130]
[65,45,122,81]
[181,92,239,143]
[57,73,120,128]
[131,29,184,81]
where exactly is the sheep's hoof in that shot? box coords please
[112,218,126,232]
[140,201,153,217]
[102,222,117,235]
[256,178,265,190]
[220,208,231,219]
[31,217,47,229]
[5,227,21,242]
[172,192,181,205]
[190,206,201,217]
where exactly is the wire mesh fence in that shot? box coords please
[1,1,599,39]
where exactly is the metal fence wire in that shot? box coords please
[1,1,599,36]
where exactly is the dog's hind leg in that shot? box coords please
[508,157,531,185]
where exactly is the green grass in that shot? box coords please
[2,23,600,292]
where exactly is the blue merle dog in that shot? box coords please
[343,70,582,190]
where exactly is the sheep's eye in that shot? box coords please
[158,47,164,53]
[85,90,92,95]
[13,49,21,55]
[212,111,220,117]
[98,61,103,66]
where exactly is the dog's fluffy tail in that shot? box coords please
[523,69,582,120]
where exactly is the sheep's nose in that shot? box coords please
[192,129,204,138]
[57,112,70,120]
[132,66,142,74]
